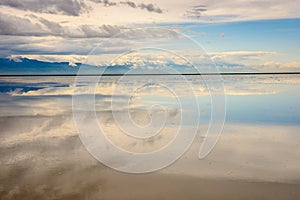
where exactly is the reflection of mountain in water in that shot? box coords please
[0,57,204,75]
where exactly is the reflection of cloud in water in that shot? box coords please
[2,75,300,99]
[1,115,300,199]
[167,123,300,182]
[0,75,300,199]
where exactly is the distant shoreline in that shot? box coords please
[0,72,300,76]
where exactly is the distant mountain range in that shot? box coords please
[0,57,134,75]
[0,57,94,75]
[0,57,200,75]
[1,57,245,75]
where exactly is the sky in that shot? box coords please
[1,2,300,197]
[0,0,300,73]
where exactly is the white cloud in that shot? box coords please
[195,0,300,22]
[0,1,299,72]
[258,61,300,71]
[0,13,124,37]
[209,51,279,69]
[15,54,86,63]
[210,51,277,60]
[0,0,299,31]
[0,0,88,16]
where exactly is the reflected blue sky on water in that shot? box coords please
[0,74,299,199]
[0,75,299,125]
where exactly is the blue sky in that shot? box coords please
[0,0,299,72]
[1,1,300,188]
[178,18,300,59]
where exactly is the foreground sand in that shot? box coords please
[101,172,300,200]
[1,167,300,200]
[1,116,300,199]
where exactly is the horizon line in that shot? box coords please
[0,72,300,76]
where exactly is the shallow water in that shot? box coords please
[0,75,299,199]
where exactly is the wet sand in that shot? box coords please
[101,172,300,200]
[1,167,300,200]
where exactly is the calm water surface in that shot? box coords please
[0,75,299,199]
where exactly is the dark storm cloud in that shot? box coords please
[0,0,88,16]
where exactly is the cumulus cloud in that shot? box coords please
[120,1,137,8]
[210,51,277,60]
[258,61,300,71]
[209,51,278,68]
[0,13,46,36]
[139,3,163,13]
[184,5,207,19]
[0,13,180,39]
[0,0,88,16]
[0,13,123,37]
[93,0,164,13]
[0,1,299,74]
[209,51,299,72]
[101,0,117,7]
[0,0,299,27]
[191,0,300,22]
